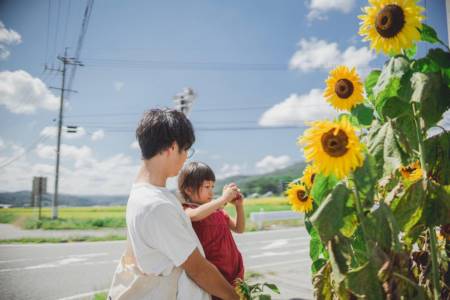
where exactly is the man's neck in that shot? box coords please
[136,159,168,188]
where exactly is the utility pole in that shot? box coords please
[47,48,82,219]
[173,87,196,115]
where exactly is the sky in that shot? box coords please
[0,0,449,195]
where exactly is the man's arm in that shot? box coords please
[181,248,239,300]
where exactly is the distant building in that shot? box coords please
[0,204,12,209]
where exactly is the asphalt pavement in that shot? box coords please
[0,227,313,300]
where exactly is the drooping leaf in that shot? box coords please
[262,283,280,294]
[345,262,384,299]
[312,258,328,275]
[310,183,351,243]
[366,120,406,177]
[373,57,410,99]
[313,262,333,300]
[327,235,351,284]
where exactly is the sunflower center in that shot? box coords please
[375,5,405,38]
[296,190,309,202]
[405,166,417,173]
[334,79,354,99]
[321,129,349,157]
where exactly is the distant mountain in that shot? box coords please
[214,161,306,196]
[0,161,306,207]
[0,191,128,208]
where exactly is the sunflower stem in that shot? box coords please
[349,176,371,258]
[411,102,440,299]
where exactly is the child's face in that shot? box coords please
[190,180,215,205]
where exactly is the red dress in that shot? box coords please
[183,203,244,287]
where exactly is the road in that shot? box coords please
[0,228,313,300]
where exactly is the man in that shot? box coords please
[121,108,239,299]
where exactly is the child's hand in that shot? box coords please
[231,192,244,207]
[222,183,240,202]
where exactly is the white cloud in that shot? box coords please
[91,129,105,141]
[307,0,356,21]
[35,143,94,168]
[130,141,140,149]
[259,89,338,126]
[217,163,243,179]
[255,155,292,174]
[427,109,450,138]
[0,21,22,60]
[1,140,140,195]
[289,38,376,74]
[0,70,59,114]
[40,126,86,139]
[114,81,124,92]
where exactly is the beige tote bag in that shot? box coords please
[107,237,182,300]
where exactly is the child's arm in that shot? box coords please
[185,185,238,222]
[228,194,245,233]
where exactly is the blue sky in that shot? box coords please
[0,0,448,195]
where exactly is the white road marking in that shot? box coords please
[57,288,109,300]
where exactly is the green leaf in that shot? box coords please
[366,120,405,177]
[345,262,384,299]
[373,57,410,98]
[424,131,450,184]
[312,258,327,275]
[404,44,417,59]
[423,180,450,227]
[351,104,374,126]
[310,183,351,243]
[340,212,358,238]
[391,180,426,234]
[411,57,440,74]
[363,203,401,252]
[411,72,450,129]
[310,173,338,207]
[310,226,323,261]
[420,23,440,44]
[262,283,280,294]
[365,70,381,100]
[353,154,378,208]
[257,294,271,300]
[428,48,450,68]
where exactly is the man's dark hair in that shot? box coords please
[136,108,195,160]
[178,161,216,201]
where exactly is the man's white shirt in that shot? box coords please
[126,182,211,300]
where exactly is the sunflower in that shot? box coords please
[359,0,424,55]
[324,66,364,111]
[298,118,364,179]
[286,182,313,213]
[399,160,423,181]
[301,164,317,189]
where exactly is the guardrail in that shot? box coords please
[249,210,303,230]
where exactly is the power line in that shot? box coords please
[83,58,288,71]
[62,0,72,50]
[45,0,51,64]
[52,0,62,60]
[0,135,49,170]
[64,104,329,118]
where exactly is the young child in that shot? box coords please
[178,162,245,291]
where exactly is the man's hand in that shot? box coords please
[181,248,239,300]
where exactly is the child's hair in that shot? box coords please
[178,162,216,201]
[135,108,195,160]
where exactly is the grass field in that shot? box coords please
[0,197,302,231]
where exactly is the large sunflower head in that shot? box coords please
[298,118,364,179]
[324,66,364,111]
[286,182,313,213]
[301,164,318,189]
[359,0,425,55]
[399,160,423,182]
